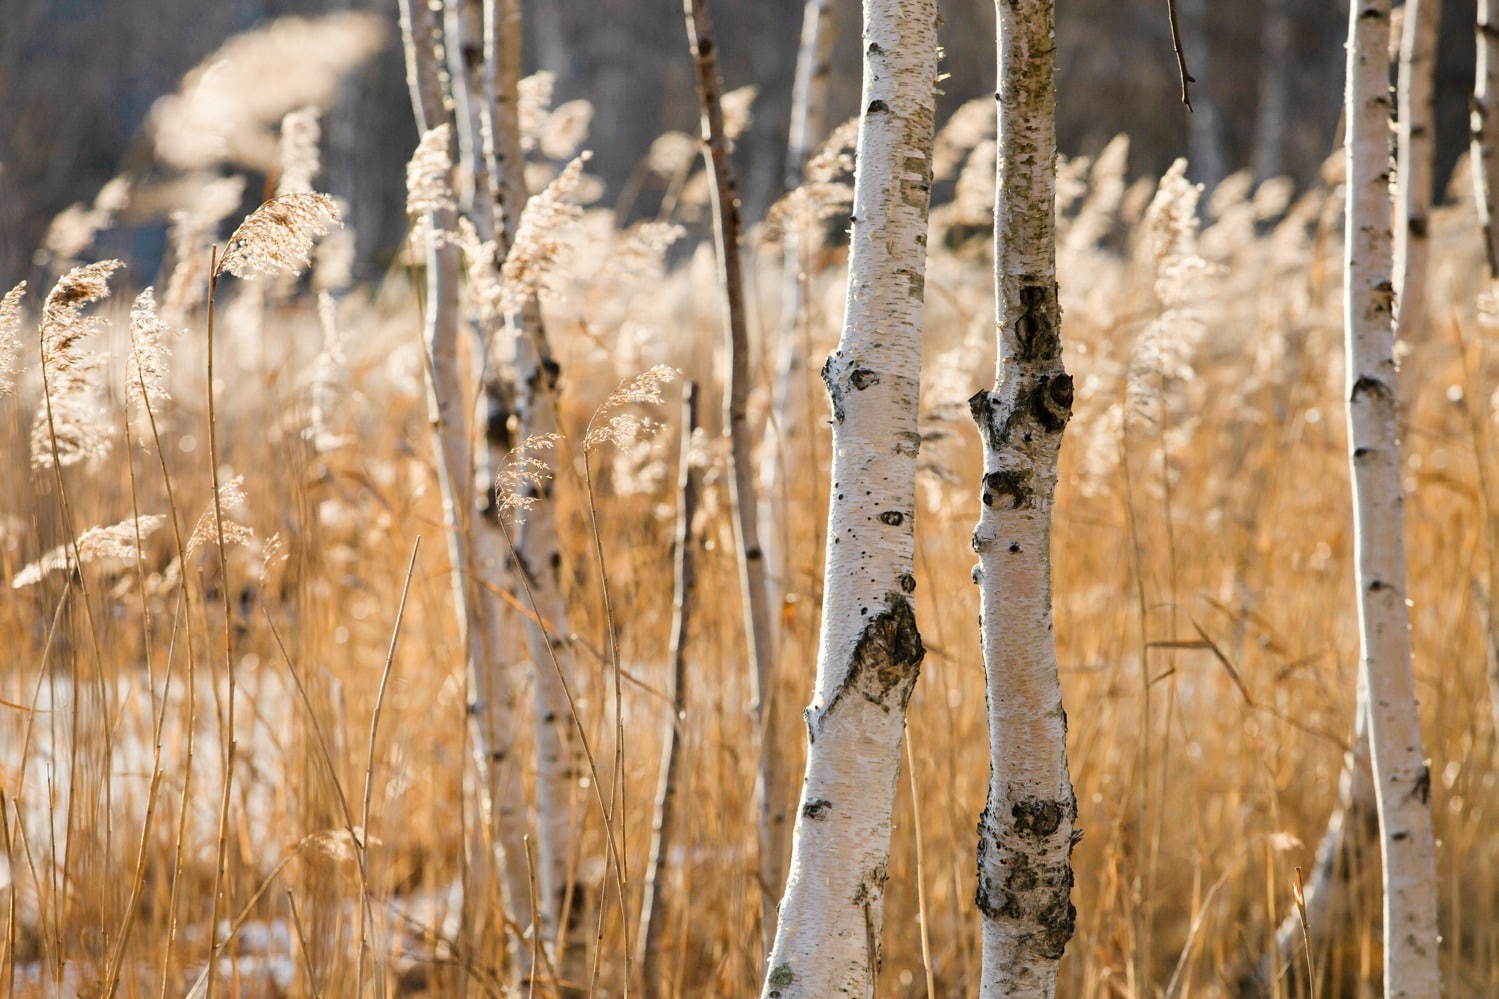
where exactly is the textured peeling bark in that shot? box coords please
[971,3,1077,997]
[396,0,484,815]
[1394,0,1439,334]
[1242,695,1379,997]
[759,0,938,994]
[682,0,786,941]
[638,382,700,999]
[1343,3,1441,996]
[763,0,837,633]
[1179,0,1225,193]
[1250,0,1291,180]
[485,0,583,952]
[442,0,537,968]
[1475,0,1499,277]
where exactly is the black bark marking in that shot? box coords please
[816,592,925,725]
[1015,282,1062,361]
[850,367,880,390]
[1351,375,1391,402]
[983,469,1031,510]
[879,510,904,526]
[975,787,1079,962]
[1012,797,1067,838]
[1412,764,1431,804]
[802,798,832,820]
[867,99,890,114]
[898,572,916,593]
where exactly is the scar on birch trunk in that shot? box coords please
[975,785,1080,961]
[804,592,923,741]
[820,351,884,424]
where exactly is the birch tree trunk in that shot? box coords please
[1343,3,1441,995]
[969,2,1077,996]
[443,0,537,967]
[1179,0,1226,193]
[1394,0,1439,335]
[638,382,699,999]
[1475,0,1499,277]
[395,0,484,807]
[762,0,837,632]
[1251,0,1291,181]
[681,0,786,941]
[398,5,517,980]
[1243,691,1379,996]
[760,0,938,993]
[486,0,583,949]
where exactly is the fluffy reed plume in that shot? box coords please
[41,175,131,267]
[539,100,595,161]
[721,85,758,144]
[276,107,322,196]
[186,474,255,557]
[951,138,997,225]
[0,281,24,395]
[583,364,679,450]
[612,221,686,283]
[405,124,456,257]
[764,181,852,244]
[30,259,124,469]
[932,95,995,181]
[518,70,558,152]
[161,175,248,317]
[499,152,591,315]
[805,117,859,182]
[647,131,699,177]
[1063,134,1129,254]
[1054,153,1093,220]
[148,12,384,172]
[1127,159,1216,431]
[308,290,349,451]
[218,192,341,280]
[495,433,562,520]
[127,288,174,417]
[12,514,166,589]
[765,120,857,243]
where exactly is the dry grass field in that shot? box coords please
[2,95,1497,996]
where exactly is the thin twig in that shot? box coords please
[1166,0,1196,110]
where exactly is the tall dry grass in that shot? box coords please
[1,70,1497,999]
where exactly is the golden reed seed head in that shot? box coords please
[0,282,24,396]
[127,288,174,415]
[12,514,166,589]
[218,192,342,280]
[276,107,323,197]
[405,124,456,220]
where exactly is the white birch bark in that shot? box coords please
[1343,4,1441,995]
[1179,0,1225,193]
[1394,0,1439,335]
[443,0,537,967]
[760,0,938,993]
[970,3,1077,996]
[1244,691,1379,996]
[396,0,482,784]
[1475,0,1499,277]
[762,0,837,632]
[485,0,583,948]
[1250,0,1291,181]
[682,0,786,939]
[638,382,700,999]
